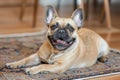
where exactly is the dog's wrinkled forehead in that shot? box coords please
[49,17,77,29]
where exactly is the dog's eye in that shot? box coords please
[66,24,74,32]
[51,25,57,30]
[51,23,59,30]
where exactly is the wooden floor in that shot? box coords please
[0,1,119,80]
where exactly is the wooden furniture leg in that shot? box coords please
[79,0,89,20]
[32,0,38,27]
[99,5,105,23]
[74,0,77,10]
[104,0,112,28]
[79,0,84,10]
[85,0,89,20]
[20,0,26,21]
[20,0,38,27]
[57,0,61,11]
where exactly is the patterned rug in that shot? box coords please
[0,33,120,80]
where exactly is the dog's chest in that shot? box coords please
[47,53,63,64]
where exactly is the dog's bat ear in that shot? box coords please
[45,5,58,26]
[71,8,84,29]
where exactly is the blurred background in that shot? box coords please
[0,0,119,50]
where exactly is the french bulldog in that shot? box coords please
[5,6,110,75]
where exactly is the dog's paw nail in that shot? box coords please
[24,69,31,75]
[25,70,30,75]
[26,71,31,75]
[5,64,11,69]
[39,71,50,74]
[38,71,42,74]
[17,65,24,68]
[17,65,20,68]
[44,71,50,74]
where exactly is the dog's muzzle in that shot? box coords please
[48,29,75,50]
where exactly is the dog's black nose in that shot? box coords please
[53,28,69,41]
[58,29,65,33]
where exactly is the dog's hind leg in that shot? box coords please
[97,39,110,63]
[98,56,108,63]
[5,53,40,68]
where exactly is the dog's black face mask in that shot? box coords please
[48,23,75,51]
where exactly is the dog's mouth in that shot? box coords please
[48,36,75,51]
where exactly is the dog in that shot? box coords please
[5,6,110,75]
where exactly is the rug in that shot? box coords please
[0,33,120,80]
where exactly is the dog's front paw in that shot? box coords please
[25,68,51,75]
[25,68,38,75]
[5,62,25,69]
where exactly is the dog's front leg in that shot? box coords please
[5,53,40,68]
[25,63,68,75]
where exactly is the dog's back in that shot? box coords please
[78,28,109,57]
[71,28,110,68]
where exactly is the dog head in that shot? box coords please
[45,6,84,51]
